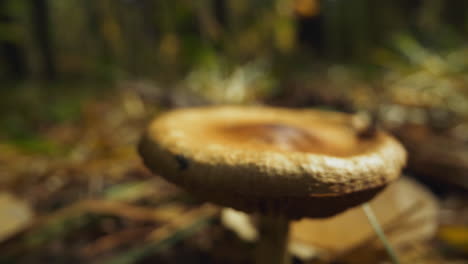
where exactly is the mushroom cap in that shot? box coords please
[139,106,407,218]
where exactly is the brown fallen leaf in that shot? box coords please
[0,192,33,242]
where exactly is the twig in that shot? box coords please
[100,205,218,264]
[80,227,153,257]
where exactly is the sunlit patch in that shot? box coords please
[216,122,377,157]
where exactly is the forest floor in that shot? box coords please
[0,81,467,264]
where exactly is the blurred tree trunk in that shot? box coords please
[322,0,344,59]
[83,0,113,67]
[343,0,370,60]
[196,0,221,43]
[442,1,468,33]
[370,0,406,44]
[418,0,442,33]
[0,0,27,79]
[30,0,55,80]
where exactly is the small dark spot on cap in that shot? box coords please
[175,155,189,171]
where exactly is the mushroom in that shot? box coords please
[220,177,438,262]
[139,106,407,264]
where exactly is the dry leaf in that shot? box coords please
[0,192,33,242]
[291,177,438,261]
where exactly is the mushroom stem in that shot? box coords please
[256,214,291,264]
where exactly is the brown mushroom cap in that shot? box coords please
[139,106,407,218]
